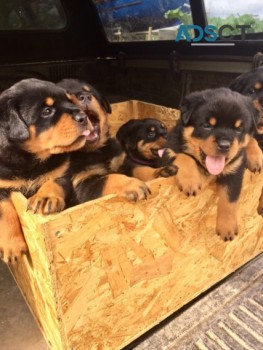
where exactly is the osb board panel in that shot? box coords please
[9,194,67,350]
[110,100,180,135]
[12,170,263,350]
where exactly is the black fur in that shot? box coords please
[167,87,257,240]
[230,67,263,148]
[229,67,263,96]
[116,118,169,176]
[69,137,124,204]
[0,78,93,262]
[0,78,89,202]
[58,78,112,114]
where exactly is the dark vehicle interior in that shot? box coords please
[1,0,263,107]
[0,1,263,349]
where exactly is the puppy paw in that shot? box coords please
[247,156,262,173]
[123,179,151,201]
[172,153,203,196]
[155,165,178,178]
[27,194,65,214]
[176,171,202,196]
[103,174,151,201]
[0,236,27,264]
[216,222,238,241]
[246,138,263,173]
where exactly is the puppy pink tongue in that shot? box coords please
[205,155,225,175]
[82,130,98,142]
[158,148,165,157]
[82,130,91,137]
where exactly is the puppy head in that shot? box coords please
[230,67,263,133]
[57,79,111,149]
[0,78,94,160]
[180,87,256,175]
[116,118,168,160]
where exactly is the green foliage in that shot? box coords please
[208,14,263,34]
[164,6,192,26]
[164,8,263,34]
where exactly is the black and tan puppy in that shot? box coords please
[167,87,257,241]
[229,68,263,215]
[230,67,263,172]
[0,78,94,263]
[229,67,263,119]
[57,79,151,204]
[116,118,178,181]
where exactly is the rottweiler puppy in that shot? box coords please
[116,118,178,181]
[167,87,257,241]
[229,68,263,215]
[0,78,94,263]
[57,79,151,204]
[229,67,263,172]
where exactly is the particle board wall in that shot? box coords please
[8,101,263,350]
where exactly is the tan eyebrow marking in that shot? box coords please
[45,97,55,106]
[254,82,262,90]
[235,119,242,128]
[83,85,91,92]
[209,117,217,126]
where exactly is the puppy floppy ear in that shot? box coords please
[6,101,29,142]
[116,120,140,150]
[229,75,245,93]
[101,96,112,114]
[180,92,206,126]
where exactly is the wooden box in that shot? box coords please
[9,100,263,350]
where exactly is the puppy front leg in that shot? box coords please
[173,153,203,196]
[245,137,262,173]
[102,174,151,201]
[0,197,27,263]
[216,166,244,241]
[216,185,239,241]
[132,165,178,181]
[73,173,151,203]
[27,179,67,214]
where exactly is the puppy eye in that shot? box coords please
[78,94,85,102]
[203,123,212,130]
[42,107,54,118]
[148,131,156,139]
[236,126,243,133]
[247,88,255,95]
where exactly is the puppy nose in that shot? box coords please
[73,111,87,124]
[217,139,231,152]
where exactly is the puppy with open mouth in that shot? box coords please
[58,79,111,149]
[0,78,94,263]
[116,118,178,181]
[167,87,258,241]
[57,79,151,204]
